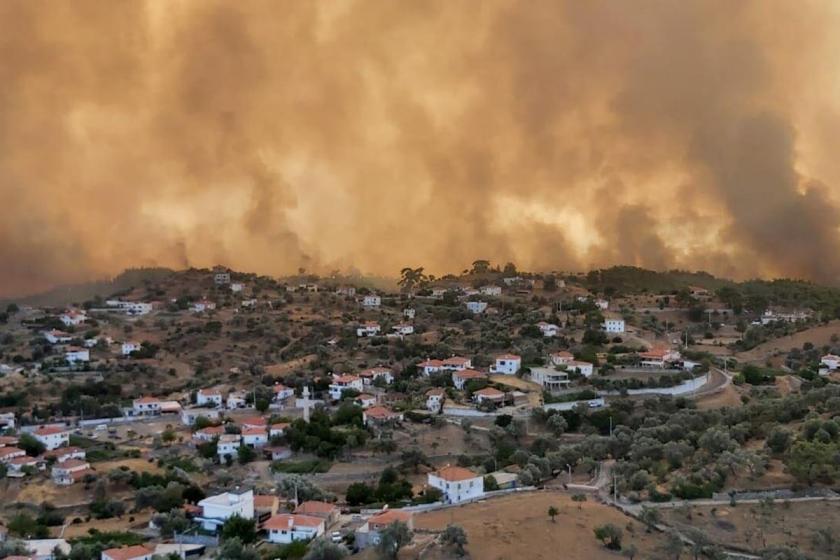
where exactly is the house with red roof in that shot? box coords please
[428,465,484,504]
[362,406,402,427]
[132,396,162,416]
[452,369,487,391]
[472,387,506,407]
[32,425,70,450]
[294,501,339,527]
[329,374,363,400]
[101,544,154,560]
[263,513,325,544]
[359,367,393,386]
[52,459,93,485]
[355,509,414,549]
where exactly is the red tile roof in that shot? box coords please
[294,500,337,515]
[432,465,479,482]
[263,513,324,530]
[364,406,399,419]
[34,426,68,436]
[102,545,154,560]
[369,509,412,528]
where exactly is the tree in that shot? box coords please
[153,510,190,538]
[398,267,427,292]
[18,433,46,456]
[345,482,375,506]
[470,260,490,274]
[593,524,622,550]
[221,516,257,544]
[440,524,468,557]
[277,475,331,503]
[547,506,559,523]
[237,444,256,464]
[377,521,412,559]
[622,544,638,560]
[546,414,568,437]
[663,532,684,559]
[639,506,662,532]
[215,538,259,560]
[302,540,348,560]
[571,494,587,509]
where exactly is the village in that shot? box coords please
[0,264,839,560]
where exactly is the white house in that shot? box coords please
[566,360,594,378]
[33,426,70,451]
[197,490,254,532]
[480,286,502,296]
[426,388,445,412]
[473,387,506,407]
[355,510,413,549]
[214,271,231,285]
[43,446,85,463]
[603,317,625,333]
[197,388,224,408]
[241,428,268,448]
[181,407,221,426]
[354,394,377,409]
[392,323,414,336]
[403,308,415,319]
[336,286,356,297]
[490,354,521,375]
[530,367,571,392]
[101,545,155,560]
[0,446,26,464]
[550,351,574,366]
[363,406,402,427]
[417,359,443,376]
[821,354,840,371]
[466,301,488,314]
[272,384,295,402]
[43,330,73,344]
[638,348,682,369]
[192,300,217,313]
[132,396,162,416]
[359,367,394,386]
[356,322,381,337]
[441,356,472,371]
[595,299,609,310]
[217,434,241,461]
[452,370,486,390]
[192,425,225,442]
[52,459,92,486]
[230,282,244,293]
[60,310,86,327]
[264,514,325,544]
[105,300,153,315]
[227,391,248,409]
[362,295,381,308]
[537,322,560,337]
[428,466,484,504]
[121,342,141,356]
[329,374,364,400]
[64,347,90,364]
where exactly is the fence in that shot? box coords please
[174,532,219,547]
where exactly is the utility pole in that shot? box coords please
[609,415,613,437]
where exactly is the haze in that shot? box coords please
[3,0,840,297]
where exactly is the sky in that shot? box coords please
[2,0,840,297]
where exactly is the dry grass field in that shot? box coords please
[414,491,667,560]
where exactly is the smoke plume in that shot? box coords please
[2,0,840,296]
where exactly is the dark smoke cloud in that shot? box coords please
[1,0,839,297]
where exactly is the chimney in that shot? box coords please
[288,517,294,528]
